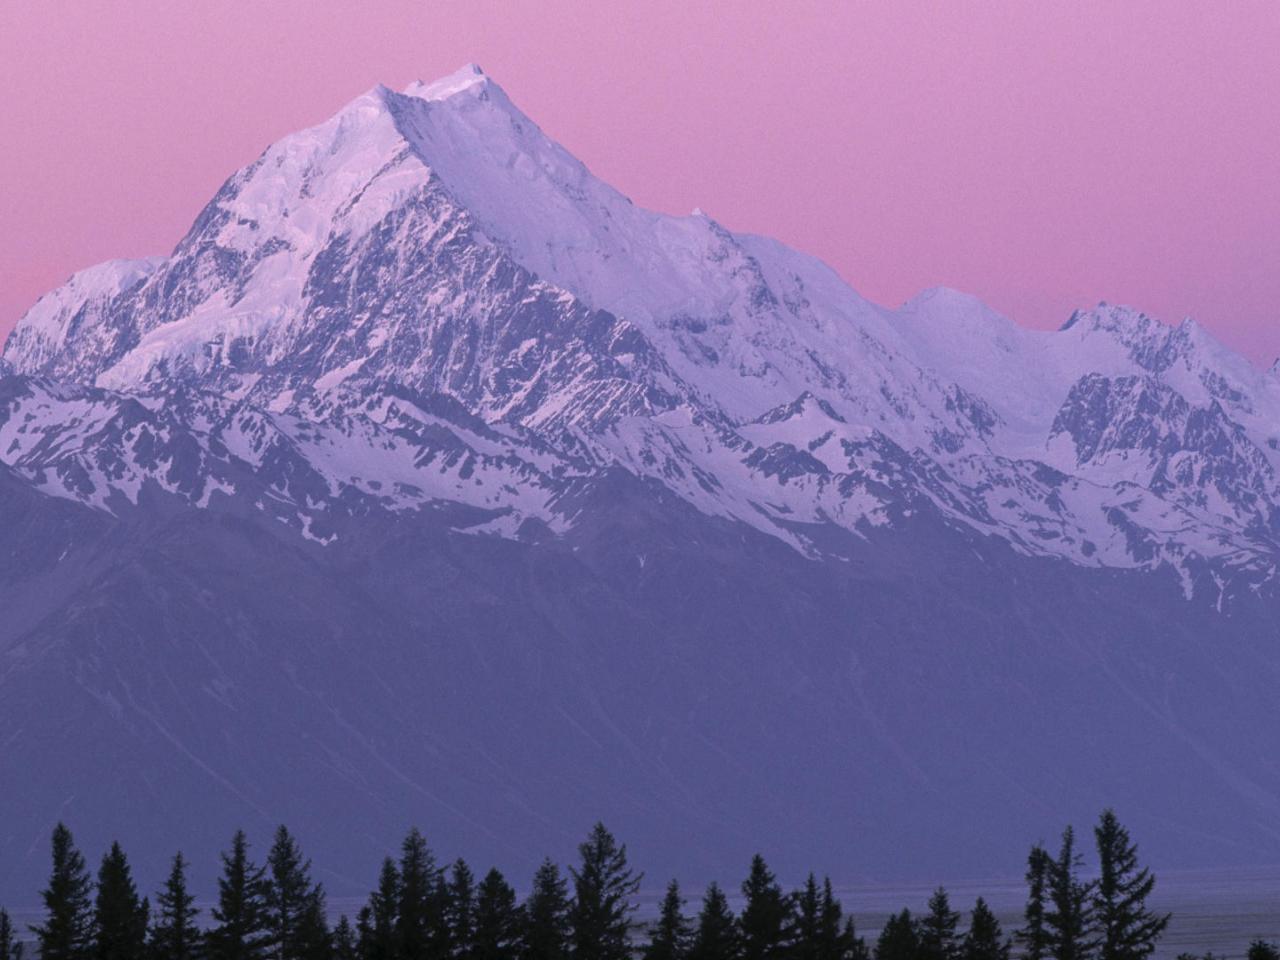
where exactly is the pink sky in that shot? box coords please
[2,1,1278,362]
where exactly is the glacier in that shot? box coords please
[2,64,1280,903]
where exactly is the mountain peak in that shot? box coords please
[403,63,491,103]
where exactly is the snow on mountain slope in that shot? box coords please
[4,65,1280,589]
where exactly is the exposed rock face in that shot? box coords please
[3,65,1280,901]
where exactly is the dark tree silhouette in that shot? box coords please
[331,916,358,960]
[362,857,400,960]
[30,823,94,960]
[874,910,920,960]
[646,880,692,960]
[473,868,523,960]
[739,855,792,960]
[93,841,149,960]
[207,831,272,960]
[690,883,740,960]
[523,858,571,960]
[397,828,445,960]
[264,826,328,960]
[1015,846,1052,960]
[1093,811,1169,960]
[150,852,202,960]
[0,908,24,960]
[1247,942,1280,960]
[1046,828,1095,960]
[961,899,1009,960]
[568,823,641,960]
[919,888,960,960]
[446,859,477,960]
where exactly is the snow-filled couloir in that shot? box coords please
[6,63,1280,592]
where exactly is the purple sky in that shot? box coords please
[2,1,1278,362]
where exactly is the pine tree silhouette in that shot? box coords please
[397,828,445,960]
[446,859,477,960]
[473,868,523,960]
[30,823,94,960]
[568,823,641,960]
[1015,846,1052,960]
[961,899,1009,960]
[1045,828,1095,960]
[151,852,203,960]
[874,910,919,960]
[207,831,272,960]
[331,916,358,960]
[523,858,571,960]
[646,880,692,960]
[1093,811,1168,960]
[739,856,792,960]
[919,888,960,960]
[690,883,740,960]
[264,826,328,960]
[362,857,400,960]
[0,908,25,960]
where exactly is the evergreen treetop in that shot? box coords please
[30,823,94,960]
[961,898,1009,960]
[1093,811,1169,960]
[93,841,149,960]
[150,851,203,960]
[646,879,692,960]
[690,882,740,960]
[208,830,273,960]
[473,868,523,960]
[919,888,961,960]
[739,855,793,960]
[569,823,641,960]
[522,857,571,960]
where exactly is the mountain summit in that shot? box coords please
[2,67,1279,901]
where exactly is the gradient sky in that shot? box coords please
[2,1,1278,362]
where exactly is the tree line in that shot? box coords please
[0,808,1236,960]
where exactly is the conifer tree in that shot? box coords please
[690,883,739,960]
[397,828,444,960]
[1015,847,1052,960]
[264,826,328,960]
[354,908,374,960]
[363,858,400,960]
[30,823,94,960]
[1045,828,1095,960]
[568,823,641,960]
[874,910,919,960]
[962,899,1009,960]
[294,891,331,960]
[331,917,358,960]
[1092,812,1168,960]
[208,830,272,960]
[93,841,149,960]
[0,908,23,960]
[739,855,792,960]
[474,868,523,960]
[919,889,960,960]
[820,880,868,960]
[522,858,571,960]
[646,880,692,960]
[151,852,203,960]
[447,859,477,960]
[839,917,871,960]
[1248,942,1280,960]
[794,875,824,960]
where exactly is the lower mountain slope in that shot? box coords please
[2,469,1278,903]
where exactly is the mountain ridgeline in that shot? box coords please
[2,65,1280,901]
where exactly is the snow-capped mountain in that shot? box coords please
[8,65,1280,591]
[3,65,1280,903]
